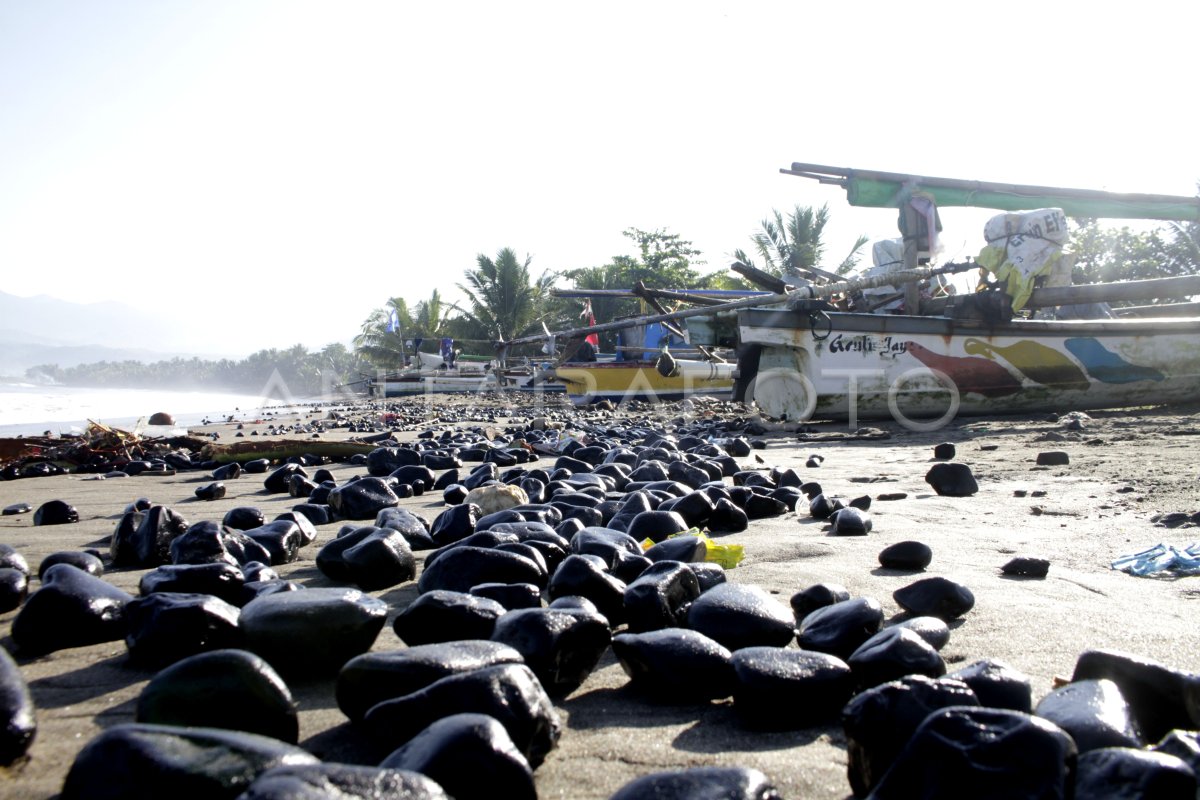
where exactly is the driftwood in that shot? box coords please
[201,438,378,464]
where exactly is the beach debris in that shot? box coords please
[733,647,855,729]
[842,675,981,797]
[379,713,535,800]
[797,596,884,659]
[1034,678,1141,753]
[362,663,562,768]
[59,723,319,800]
[1001,555,1051,578]
[924,462,979,496]
[11,564,133,656]
[0,421,210,479]
[878,540,933,571]
[1111,542,1200,577]
[32,499,78,526]
[893,576,975,621]
[685,582,795,652]
[37,550,103,579]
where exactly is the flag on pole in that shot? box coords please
[581,300,599,347]
[385,307,400,333]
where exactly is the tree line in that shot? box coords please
[29,202,1200,390]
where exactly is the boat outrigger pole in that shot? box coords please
[503,262,977,349]
[782,162,1200,221]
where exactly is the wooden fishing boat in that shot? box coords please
[695,163,1200,424]
[365,352,561,398]
[528,304,738,406]
[547,356,735,406]
[729,307,1200,425]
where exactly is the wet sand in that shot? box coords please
[1,397,1198,798]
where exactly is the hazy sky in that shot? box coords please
[3,1,1198,357]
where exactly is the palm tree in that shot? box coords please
[735,204,869,278]
[353,291,456,368]
[353,297,413,370]
[454,248,554,342]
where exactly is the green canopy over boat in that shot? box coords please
[783,162,1200,221]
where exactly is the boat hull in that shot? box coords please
[551,360,735,405]
[366,370,564,398]
[736,308,1200,425]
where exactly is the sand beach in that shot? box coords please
[0,393,1198,798]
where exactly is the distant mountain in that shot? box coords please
[0,292,233,378]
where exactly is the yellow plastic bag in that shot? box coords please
[640,528,745,569]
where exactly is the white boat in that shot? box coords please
[688,163,1200,425]
[730,308,1200,426]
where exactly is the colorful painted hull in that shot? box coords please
[735,308,1200,423]
[551,359,735,405]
